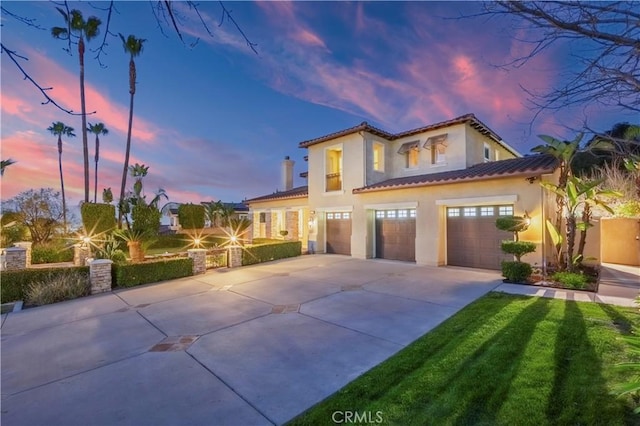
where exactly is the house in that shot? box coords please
[160,201,249,232]
[246,113,560,270]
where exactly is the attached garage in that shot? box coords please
[447,205,513,270]
[326,212,351,255]
[375,209,416,262]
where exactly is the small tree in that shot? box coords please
[4,188,65,244]
[496,215,536,282]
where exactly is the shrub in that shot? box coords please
[131,204,161,236]
[501,261,533,283]
[500,241,537,262]
[553,271,588,289]
[242,241,301,266]
[81,203,116,236]
[32,243,74,264]
[495,216,529,234]
[178,203,205,229]
[1,266,90,303]
[112,258,193,287]
[26,270,90,306]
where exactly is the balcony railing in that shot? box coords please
[325,172,342,191]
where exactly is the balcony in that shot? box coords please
[325,172,342,191]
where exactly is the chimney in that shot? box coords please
[282,156,294,191]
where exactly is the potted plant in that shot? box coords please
[114,228,148,262]
[279,230,289,239]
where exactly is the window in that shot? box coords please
[409,209,416,218]
[387,210,396,218]
[483,143,491,163]
[398,210,408,218]
[343,212,351,219]
[498,206,513,216]
[425,134,448,164]
[259,212,266,223]
[335,212,342,219]
[480,207,494,216]
[398,141,420,168]
[447,208,460,217]
[327,213,334,219]
[463,207,477,217]
[325,146,343,191]
[373,142,384,172]
[376,211,385,218]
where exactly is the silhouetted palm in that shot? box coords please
[88,122,109,203]
[47,121,75,232]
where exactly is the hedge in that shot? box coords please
[242,241,302,266]
[178,203,205,229]
[32,243,74,264]
[112,258,193,287]
[1,266,90,303]
[148,234,226,249]
[81,203,116,236]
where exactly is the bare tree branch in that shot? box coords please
[218,1,258,55]
[1,6,47,30]
[90,0,116,67]
[1,43,95,116]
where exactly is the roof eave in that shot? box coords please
[352,168,556,194]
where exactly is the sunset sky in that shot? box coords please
[1,1,636,210]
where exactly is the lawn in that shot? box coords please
[288,293,640,425]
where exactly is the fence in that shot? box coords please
[205,248,227,269]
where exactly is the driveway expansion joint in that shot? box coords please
[149,335,200,352]
[271,304,300,314]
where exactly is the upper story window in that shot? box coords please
[325,146,343,192]
[425,134,448,165]
[398,141,420,169]
[483,143,491,163]
[373,142,385,172]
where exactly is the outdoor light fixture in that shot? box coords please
[193,238,201,247]
[523,211,531,227]
[82,236,91,245]
[230,235,238,244]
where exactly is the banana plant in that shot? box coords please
[542,176,621,271]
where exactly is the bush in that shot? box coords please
[112,258,193,287]
[26,270,90,306]
[32,243,74,264]
[242,241,301,266]
[178,204,205,229]
[1,266,90,303]
[131,204,161,236]
[553,271,588,289]
[81,203,116,236]
[501,261,533,283]
[495,216,529,233]
[500,241,537,262]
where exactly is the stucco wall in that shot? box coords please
[465,124,517,166]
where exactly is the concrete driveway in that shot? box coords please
[1,255,502,425]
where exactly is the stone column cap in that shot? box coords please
[187,248,207,253]
[5,247,27,252]
[90,259,114,265]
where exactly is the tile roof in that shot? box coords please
[245,185,309,203]
[353,154,558,194]
[298,113,519,156]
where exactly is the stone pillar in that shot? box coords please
[13,242,32,267]
[89,259,113,294]
[265,212,272,239]
[228,246,243,268]
[188,249,206,275]
[4,247,27,271]
[74,244,91,266]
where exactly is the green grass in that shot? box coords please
[288,293,640,426]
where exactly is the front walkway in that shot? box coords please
[1,256,502,426]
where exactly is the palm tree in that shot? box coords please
[88,122,108,203]
[47,121,76,233]
[52,9,101,203]
[1,159,16,176]
[118,34,146,227]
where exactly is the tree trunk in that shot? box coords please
[565,214,577,272]
[58,135,67,233]
[118,58,136,228]
[78,36,90,203]
[94,135,99,203]
[577,204,591,261]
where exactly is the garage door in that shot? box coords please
[447,205,513,270]
[326,212,351,255]
[375,209,416,262]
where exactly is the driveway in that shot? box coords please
[1,255,502,425]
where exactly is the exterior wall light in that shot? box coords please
[523,211,531,227]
